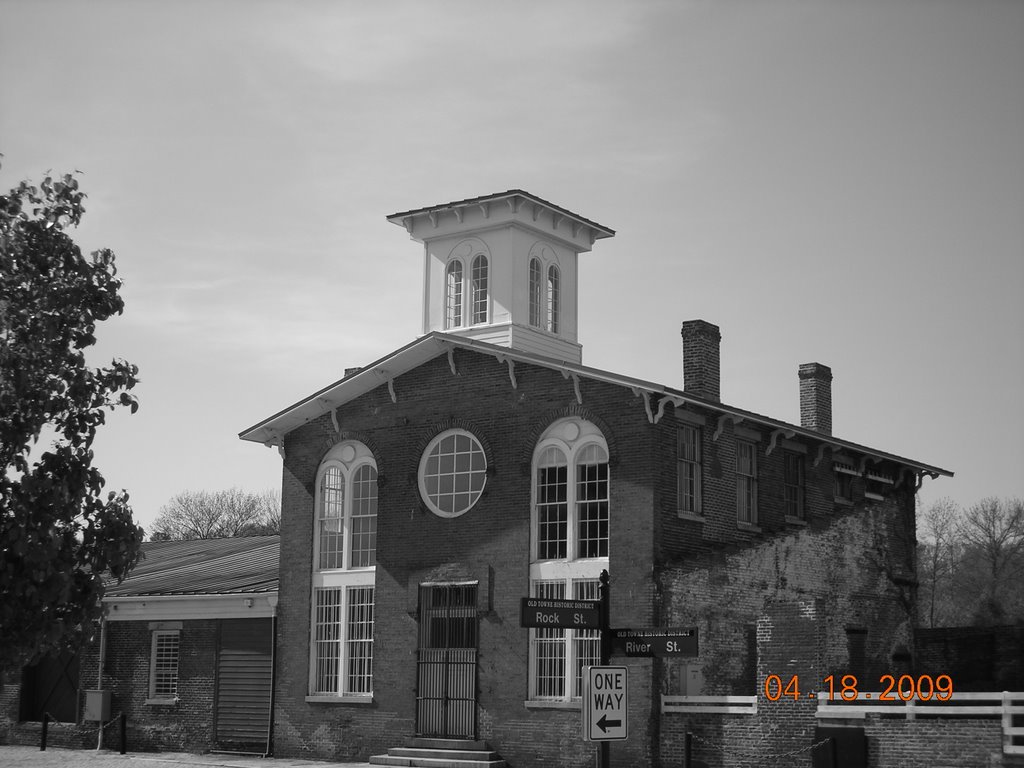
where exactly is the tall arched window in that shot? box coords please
[547,264,560,334]
[528,418,609,702]
[471,254,488,325]
[445,260,463,329]
[311,441,377,699]
[529,257,543,328]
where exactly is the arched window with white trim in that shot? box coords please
[529,257,543,328]
[528,417,609,702]
[445,259,464,329]
[547,264,560,334]
[471,254,488,324]
[310,441,377,700]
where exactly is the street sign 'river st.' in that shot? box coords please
[520,597,601,629]
[611,627,698,657]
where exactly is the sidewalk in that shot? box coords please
[0,745,376,768]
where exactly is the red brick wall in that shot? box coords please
[271,344,930,767]
[274,349,660,766]
[1,619,224,752]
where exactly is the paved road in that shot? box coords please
[0,745,376,768]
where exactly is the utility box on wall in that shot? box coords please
[83,689,111,721]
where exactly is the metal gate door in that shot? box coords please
[416,583,478,738]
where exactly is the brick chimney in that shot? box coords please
[681,320,721,402]
[798,362,832,435]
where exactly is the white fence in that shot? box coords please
[815,690,1024,755]
[661,694,757,715]
[660,691,1024,755]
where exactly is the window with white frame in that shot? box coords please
[530,579,601,700]
[546,265,560,333]
[529,417,609,702]
[445,260,463,330]
[310,441,377,699]
[677,424,702,516]
[149,630,180,701]
[783,451,805,519]
[736,439,758,524]
[313,585,374,696]
[471,254,488,324]
[529,257,543,328]
[418,429,487,518]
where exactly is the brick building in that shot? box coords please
[238,191,957,767]
[1,536,279,754]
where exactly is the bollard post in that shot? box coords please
[684,731,692,767]
[40,712,48,751]
[119,712,127,754]
[829,736,837,768]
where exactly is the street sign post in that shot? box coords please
[583,666,628,741]
[610,627,698,657]
[519,597,601,629]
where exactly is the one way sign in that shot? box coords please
[583,666,627,741]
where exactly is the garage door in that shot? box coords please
[215,618,273,750]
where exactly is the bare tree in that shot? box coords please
[956,497,1024,625]
[150,487,280,540]
[916,498,962,628]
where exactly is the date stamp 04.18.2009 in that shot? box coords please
[763,673,954,702]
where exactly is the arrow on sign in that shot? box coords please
[597,715,622,733]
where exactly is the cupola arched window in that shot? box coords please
[445,260,464,330]
[547,264,560,334]
[529,257,543,328]
[471,254,488,325]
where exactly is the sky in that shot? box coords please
[1,0,1021,536]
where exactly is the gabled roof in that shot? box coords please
[239,334,951,480]
[104,536,279,597]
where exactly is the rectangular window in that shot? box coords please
[346,587,374,694]
[537,464,568,560]
[834,463,858,503]
[783,452,805,520]
[312,586,375,697]
[736,440,758,524]
[528,578,600,701]
[576,460,608,558]
[149,631,180,701]
[571,579,600,698]
[530,581,566,699]
[677,425,702,516]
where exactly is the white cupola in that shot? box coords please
[386,190,614,364]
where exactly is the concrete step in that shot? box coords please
[408,738,491,751]
[368,739,507,768]
[368,755,507,768]
[388,748,502,761]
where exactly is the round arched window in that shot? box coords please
[418,429,487,518]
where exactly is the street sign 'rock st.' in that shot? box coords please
[520,597,601,629]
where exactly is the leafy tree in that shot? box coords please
[151,487,280,540]
[0,162,143,668]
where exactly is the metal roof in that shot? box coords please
[104,536,279,597]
